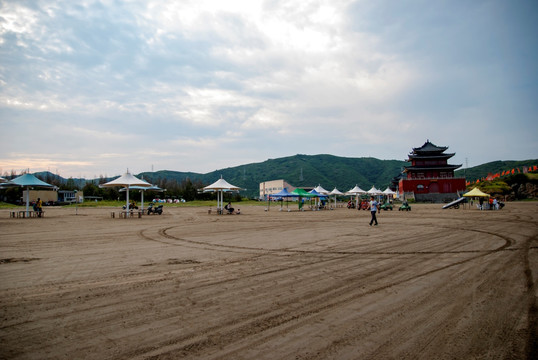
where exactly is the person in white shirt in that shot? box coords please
[369,196,378,226]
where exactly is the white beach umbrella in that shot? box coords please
[101,172,151,217]
[329,187,344,208]
[382,187,397,202]
[313,185,330,195]
[346,185,366,208]
[202,176,242,214]
[346,185,366,195]
[367,186,382,195]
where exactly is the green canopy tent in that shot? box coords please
[291,188,315,211]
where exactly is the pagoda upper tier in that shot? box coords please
[403,140,462,176]
[411,140,448,154]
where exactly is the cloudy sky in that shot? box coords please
[1,0,537,178]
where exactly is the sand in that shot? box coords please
[0,202,537,359]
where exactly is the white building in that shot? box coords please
[259,179,296,200]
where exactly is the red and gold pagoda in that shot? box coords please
[399,140,466,202]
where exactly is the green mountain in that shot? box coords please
[139,154,407,198]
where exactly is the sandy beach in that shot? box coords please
[1,202,537,359]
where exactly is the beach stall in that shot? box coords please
[202,177,242,214]
[346,185,366,208]
[291,188,315,211]
[10,173,55,217]
[101,171,151,217]
[119,184,164,212]
[329,188,344,209]
[268,187,297,211]
[463,187,491,209]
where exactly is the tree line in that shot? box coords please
[1,172,242,203]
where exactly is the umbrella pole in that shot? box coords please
[219,190,221,214]
[126,186,130,218]
[141,191,144,212]
[26,186,30,217]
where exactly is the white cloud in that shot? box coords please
[0,0,536,177]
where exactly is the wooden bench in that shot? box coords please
[11,211,44,218]
[117,210,143,218]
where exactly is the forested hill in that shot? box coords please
[455,159,538,182]
[139,154,407,198]
[31,155,538,199]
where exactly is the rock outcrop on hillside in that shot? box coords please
[508,182,538,200]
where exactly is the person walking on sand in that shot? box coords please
[368,196,378,226]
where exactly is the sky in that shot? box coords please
[1,0,537,179]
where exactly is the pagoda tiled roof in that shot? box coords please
[403,164,462,172]
[407,152,455,160]
[411,140,448,154]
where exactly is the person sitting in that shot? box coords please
[224,202,235,214]
[35,198,43,217]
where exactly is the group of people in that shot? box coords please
[477,197,501,210]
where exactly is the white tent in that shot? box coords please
[202,177,242,214]
[367,186,382,196]
[313,185,329,195]
[346,185,366,208]
[310,185,329,209]
[101,172,151,217]
[383,187,396,197]
[346,185,366,195]
[329,187,344,209]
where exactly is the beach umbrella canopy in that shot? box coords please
[313,185,329,195]
[367,186,382,196]
[101,172,151,216]
[10,173,54,217]
[463,187,490,197]
[346,185,366,207]
[329,188,344,196]
[346,185,366,195]
[329,188,344,208]
[11,173,54,188]
[202,177,242,213]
